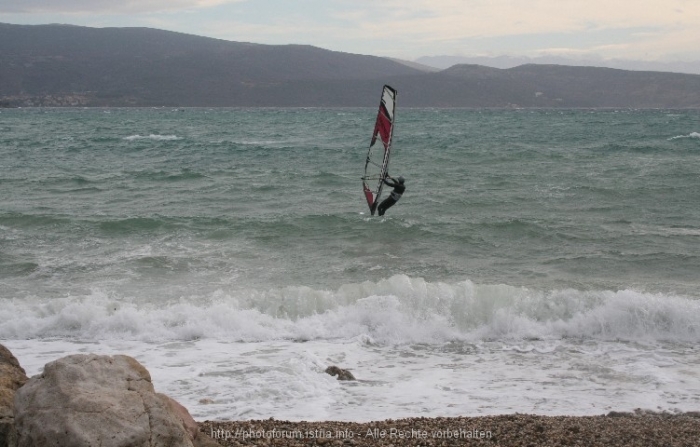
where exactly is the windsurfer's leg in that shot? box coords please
[377,197,396,216]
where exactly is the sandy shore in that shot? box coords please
[198,411,700,447]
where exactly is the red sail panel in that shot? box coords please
[363,183,375,209]
[373,106,393,149]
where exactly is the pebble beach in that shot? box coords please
[198,412,700,447]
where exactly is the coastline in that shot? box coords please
[198,412,700,447]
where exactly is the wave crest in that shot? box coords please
[123,134,181,141]
[1,275,698,345]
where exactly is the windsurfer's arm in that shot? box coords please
[383,177,397,187]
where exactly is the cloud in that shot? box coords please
[354,0,699,39]
[0,0,243,14]
[2,0,698,61]
[313,0,700,59]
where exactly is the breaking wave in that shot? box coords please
[2,275,698,345]
[669,132,700,140]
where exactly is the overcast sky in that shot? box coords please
[1,0,699,62]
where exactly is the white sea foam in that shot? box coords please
[669,132,700,140]
[5,334,700,421]
[123,134,182,141]
[2,276,698,345]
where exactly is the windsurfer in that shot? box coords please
[362,85,398,216]
[375,175,405,216]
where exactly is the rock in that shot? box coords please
[0,344,28,447]
[161,394,198,442]
[14,354,195,447]
[325,366,356,381]
[0,344,28,412]
[193,432,222,447]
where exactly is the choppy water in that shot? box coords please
[1,107,700,421]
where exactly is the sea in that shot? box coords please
[1,106,699,422]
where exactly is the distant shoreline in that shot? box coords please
[4,104,700,111]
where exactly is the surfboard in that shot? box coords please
[362,85,397,215]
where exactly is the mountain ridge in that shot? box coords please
[2,23,700,108]
[415,54,700,75]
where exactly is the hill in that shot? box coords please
[415,54,700,75]
[2,23,700,108]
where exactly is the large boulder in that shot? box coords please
[13,354,198,447]
[0,344,28,447]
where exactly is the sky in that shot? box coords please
[1,0,699,63]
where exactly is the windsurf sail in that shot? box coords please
[362,85,397,215]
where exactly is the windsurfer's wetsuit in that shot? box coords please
[376,176,405,216]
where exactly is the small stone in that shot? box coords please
[325,366,356,381]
